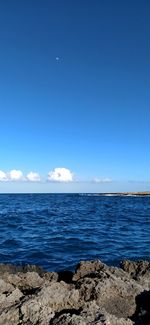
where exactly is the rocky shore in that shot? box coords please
[99,192,150,196]
[0,260,150,324]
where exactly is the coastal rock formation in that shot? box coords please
[0,260,150,324]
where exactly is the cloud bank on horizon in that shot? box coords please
[0,167,112,184]
[0,169,41,182]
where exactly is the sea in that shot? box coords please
[0,193,150,272]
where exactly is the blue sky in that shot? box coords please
[0,0,150,192]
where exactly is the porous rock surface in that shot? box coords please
[0,260,150,324]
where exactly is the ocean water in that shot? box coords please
[0,193,150,271]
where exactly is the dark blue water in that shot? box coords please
[0,194,150,271]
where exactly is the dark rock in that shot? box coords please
[131,290,150,324]
[58,270,73,283]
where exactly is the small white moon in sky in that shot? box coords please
[56,57,60,61]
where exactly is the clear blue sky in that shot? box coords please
[0,0,150,192]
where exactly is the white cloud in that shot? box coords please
[48,167,74,182]
[26,171,41,182]
[93,177,112,183]
[9,169,24,181]
[0,170,8,181]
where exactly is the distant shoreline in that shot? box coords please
[98,192,150,196]
[79,192,150,197]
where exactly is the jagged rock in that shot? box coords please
[0,307,20,325]
[0,260,150,324]
[0,263,44,275]
[1,270,58,291]
[21,300,54,325]
[121,260,150,278]
[76,269,142,319]
[37,282,80,310]
[73,260,105,281]
[43,271,59,282]
[50,302,133,325]
[0,278,15,294]
[20,281,80,324]
[1,287,22,305]
[121,260,150,289]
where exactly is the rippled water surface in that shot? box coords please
[0,194,150,271]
